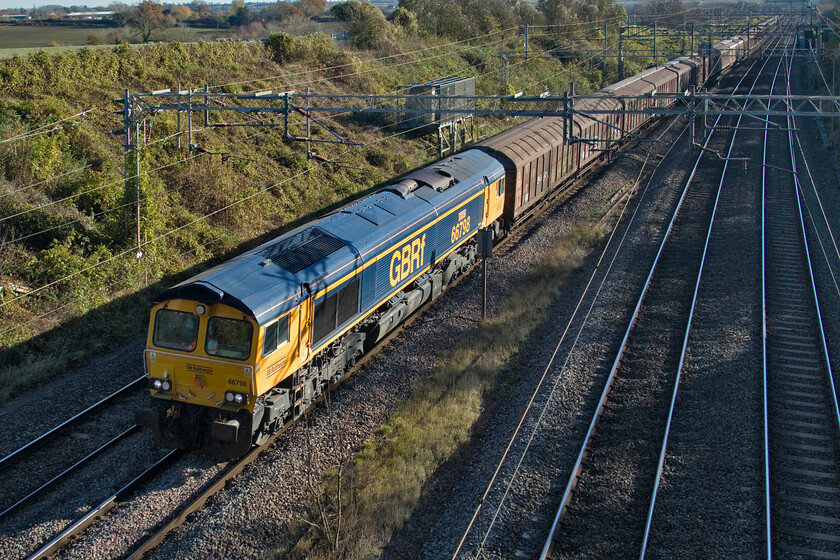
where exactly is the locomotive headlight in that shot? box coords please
[151,378,172,392]
[224,391,248,405]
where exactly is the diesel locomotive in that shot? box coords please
[136,31,768,457]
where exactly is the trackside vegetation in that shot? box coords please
[0,1,618,403]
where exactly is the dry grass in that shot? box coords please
[0,353,62,402]
[281,215,613,559]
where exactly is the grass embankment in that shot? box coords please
[0,33,602,403]
[283,206,620,558]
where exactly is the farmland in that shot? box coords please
[0,23,225,56]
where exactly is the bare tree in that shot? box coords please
[128,1,174,43]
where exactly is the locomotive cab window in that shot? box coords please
[153,309,199,352]
[262,314,290,358]
[497,177,505,196]
[206,316,253,360]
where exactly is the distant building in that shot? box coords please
[64,11,115,19]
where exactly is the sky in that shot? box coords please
[0,0,233,12]
[1,1,130,11]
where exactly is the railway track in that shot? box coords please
[0,376,153,548]
[0,375,145,469]
[539,47,778,559]
[0,73,613,560]
[762,46,840,559]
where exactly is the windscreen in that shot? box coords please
[206,316,253,360]
[153,309,199,352]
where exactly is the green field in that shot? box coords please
[0,24,225,56]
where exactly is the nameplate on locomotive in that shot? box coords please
[187,364,214,375]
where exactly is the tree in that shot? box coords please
[264,2,304,23]
[642,0,683,25]
[127,1,174,42]
[331,0,389,49]
[228,0,251,26]
[188,0,213,17]
[171,5,192,22]
[297,0,326,18]
[387,6,418,35]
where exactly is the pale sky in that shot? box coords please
[0,0,232,12]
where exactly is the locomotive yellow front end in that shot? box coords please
[138,298,260,458]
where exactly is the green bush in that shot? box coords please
[331,0,390,50]
[266,32,301,64]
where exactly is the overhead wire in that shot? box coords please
[0,164,97,200]
[0,107,102,145]
[0,32,512,220]
[0,18,624,222]
[0,232,229,342]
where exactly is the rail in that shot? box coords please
[0,375,146,469]
[0,425,141,521]
[25,449,183,560]
[539,56,761,560]
[638,46,779,559]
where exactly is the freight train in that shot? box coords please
[136,29,771,458]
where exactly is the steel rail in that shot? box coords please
[762,43,840,558]
[0,375,146,469]
[761,42,787,560]
[537,56,762,560]
[784,62,840,442]
[638,44,780,559]
[0,425,141,521]
[24,449,183,560]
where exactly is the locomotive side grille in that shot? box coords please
[259,228,346,273]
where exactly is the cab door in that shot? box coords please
[298,284,313,363]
